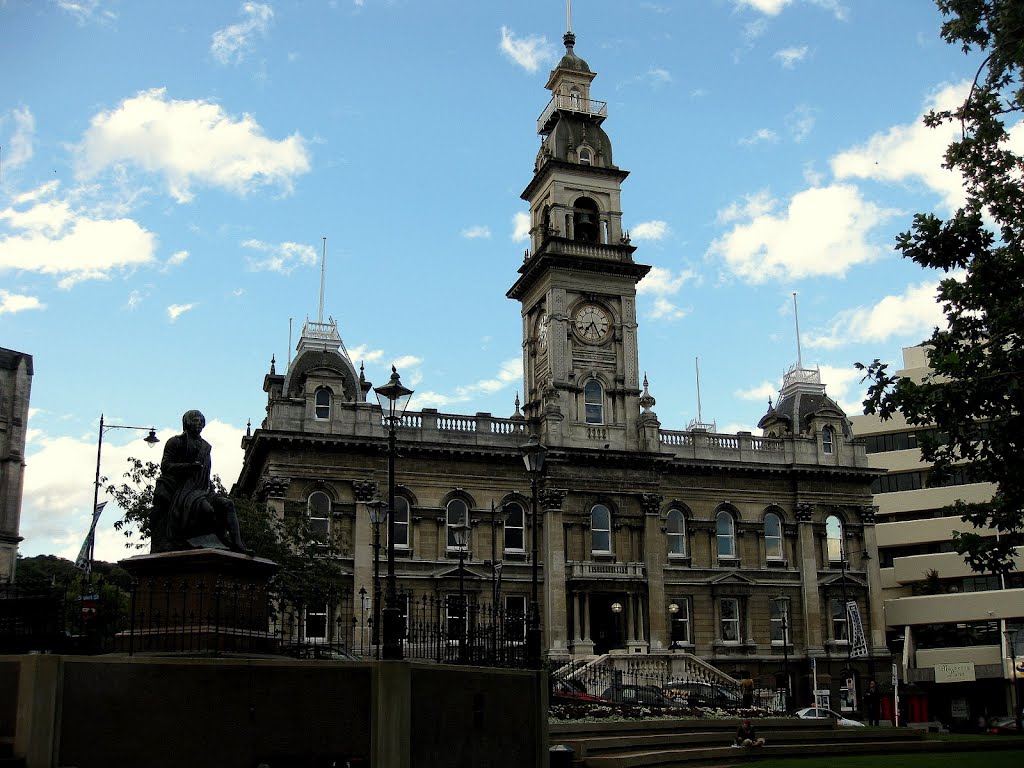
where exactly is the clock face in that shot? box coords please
[573,303,611,343]
[537,312,548,351]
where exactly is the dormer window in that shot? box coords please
[315,387,331,420]
[578,148,592,166]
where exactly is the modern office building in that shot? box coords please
[850,345,1024,726]
[233,26,887,710]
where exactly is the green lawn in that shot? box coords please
[747,751,1024,768]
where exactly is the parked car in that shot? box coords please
[601,683,685,708]
[661,681,742,709]
[551,678,608,704]
[794,707,864,727]
[987,716,1022,735]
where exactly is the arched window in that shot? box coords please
[569,87,582,110]
[578,147,592,166]
[764,512,783,561]
[573,197,600,243]
[591,504,612,554]
[308,491,331,541]
[315,387,331,420]
[390,496,410,549]
[666,509,686,557]
[826,515,844,562]
[503,501,525,552]
[584,380,604,424]
[446,498,469,550]
[716,510,736,559]
[822,426,835,454]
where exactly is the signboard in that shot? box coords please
[934,662,976,684]
[815,691,831,710]
[951,697,969,719]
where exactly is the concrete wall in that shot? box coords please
[1,655,546,768]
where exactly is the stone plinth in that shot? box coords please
[117,548,279,654]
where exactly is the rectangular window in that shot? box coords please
[504,595,527,642]
[832,599,849,643]
[770,600,789,645]
[720,598,740,643]
[305,603,328,640]
[670,599,690,645]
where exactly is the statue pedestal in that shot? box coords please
[117,548,279,655]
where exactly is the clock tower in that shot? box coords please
[507,28,651,451]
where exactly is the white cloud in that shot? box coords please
[649,297,690,321]
[831,81,972,212]
[20,418,244,562]
[804,278,949,349]
[346,344,385,366]
[739,128,779,146]
[774,46,808,68]
[241,238,317,273]
[638,265,696,296]
[56,0,114,23]
[74,88,310,204]
[631,220,670,240]
[167,303,195,321]
[0,182,157,288]
[0,290,44,314]
[786,104,816,142]
[211,3,274,65]
[462,225,492,239]
[512,211,530,242]
[734,0,847,20]
[3,106,35,169]
[646,67,673,85]
[707,184,898,282]
[126,289,144,310]
[411,358,522,411]
[499,26,555,73]
[167,249,189,266]
[818,364,865,414]
[736,380,779,401]
[392,355,423,370]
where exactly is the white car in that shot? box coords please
[794,707,865,727]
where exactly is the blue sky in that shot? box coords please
[2,0,1002,563]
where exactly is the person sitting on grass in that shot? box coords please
[735,719,766,748]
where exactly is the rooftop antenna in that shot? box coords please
[695,357,704,425]
[318,237,327,324]
[793,292,803,369]
[566,0,572,32]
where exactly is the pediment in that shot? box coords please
[708,570,758,586]
[430,564,488,581]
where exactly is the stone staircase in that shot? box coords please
[548,717,1021,767]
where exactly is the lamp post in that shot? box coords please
[668,603,680,650]
[452,520,471,663]
[373,366,414,661]
[89,414,159,575]
[774,594,792,710]
[489,501,510,662]
[611,601,624,650]
[366,498,386,660]
[519,434,548,669]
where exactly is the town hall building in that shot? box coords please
[233,26,886,710]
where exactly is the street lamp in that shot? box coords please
[520,434,547,669]
[774,594,792,710]
[611,601,624,650]
[88,414,159,575]
[452,520,471,663]
[366,498,386,660]
[373,366,414,661]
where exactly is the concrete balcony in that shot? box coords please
[568,561,646,581]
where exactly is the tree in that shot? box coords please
[105,457,350,611]
[858,0,1024,577]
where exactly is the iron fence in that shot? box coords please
[0,578,533,668]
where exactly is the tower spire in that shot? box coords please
[566,0,572,33]
[318,237,327,324]
[792,292,803,370]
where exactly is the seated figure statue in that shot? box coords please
[150,409,251,555]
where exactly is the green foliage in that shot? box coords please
[105,457,348,610]
[858,0,1024,577]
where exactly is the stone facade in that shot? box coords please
[0,347,32,583]
[233,30,886,705]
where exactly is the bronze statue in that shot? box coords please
[151,409,251,555]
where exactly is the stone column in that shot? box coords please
[541,488,570,660]
[860,505,887,654]
[352,479,378,652]
[642,493,668,651]
[796,502,824,652]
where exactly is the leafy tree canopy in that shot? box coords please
[106,458,349,609]
[858,0,1024,576]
